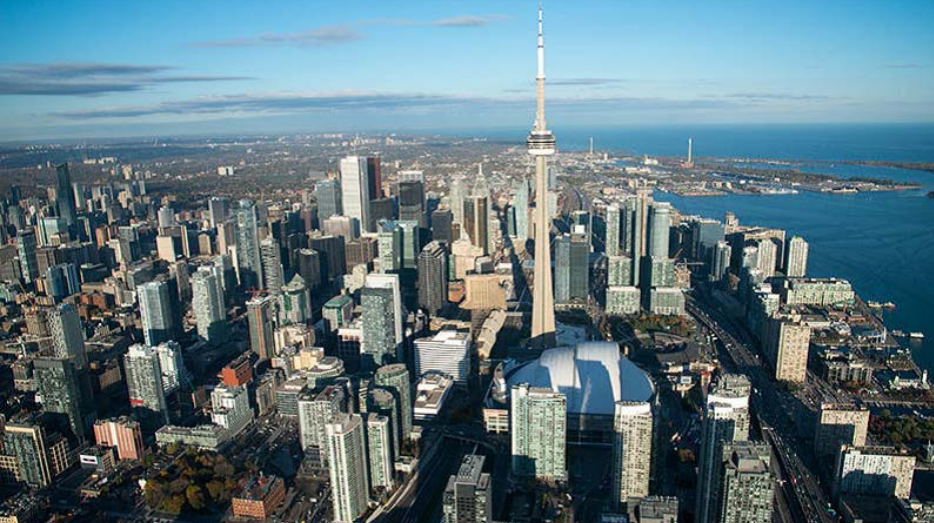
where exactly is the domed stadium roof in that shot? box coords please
[507,342,654,416]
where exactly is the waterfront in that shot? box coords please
[552,124,934,373]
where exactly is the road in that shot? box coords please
[686,295,836,523]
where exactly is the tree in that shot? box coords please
[206,480,225,503]
[169,478,189,495]
[186,485,206,511]
[160,494,186,515]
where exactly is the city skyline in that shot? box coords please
[3,0,934,140]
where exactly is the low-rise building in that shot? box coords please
[232,475,287,520]
[413,372,454,421]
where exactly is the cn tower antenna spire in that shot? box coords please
[534,4,547,132]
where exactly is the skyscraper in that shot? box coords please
[711,241,732,282]
[717,442,775,523]
[296,248,322,290]
[365,413,395,490]
[208,196,230,228]
[298,385,347,468]
[696,375,752,523]
[612,401,654,509]
[365,273,403,344]
[361,286,398,370]
[192,266,227,343]
[510,382,567,480]
[514,177,530,241]
[463,194,489,256]
[784,236,809,277]
[443,454,492,523]
[247,295,277,360]
[378,220,420,273]
[16,229,39,284]
[340,156,371,233]
[123,344,170,429]
[373,363,413,444]
[417,241,448,316]
[34,357,90,443]
[137,279,181,346]
[48,303,86,370]
[606,204,622,257]
[527,6,556,347]
[398,172,426,227]
[236,199,264,290]
[310,235,346,284]
[325,414,370,523]
[555,232,589,304]
[260,236,284,293]
[315,179,343,221]
[367,387,401,458]
[279,274,311,325]
[450,178,466,227]
[56,163,77,226]
[431,208,454,245]
[648,203,672,259]
[366,156,382,200]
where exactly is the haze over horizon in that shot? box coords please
[3,0,934,141]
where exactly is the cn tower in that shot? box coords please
[527,5,556,348]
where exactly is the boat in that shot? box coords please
[909,332,925,339]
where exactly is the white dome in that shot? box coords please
[507,342,654,416]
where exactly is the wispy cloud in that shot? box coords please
[50,90,741,120]
[0,62,252,96]
[720,92,839,102]
[191,15,508,48]
[191,25,363,48]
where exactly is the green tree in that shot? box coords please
[160,494,186,515]
[186,485,206,511]
[169,478,189,495]
[206,480,225,503]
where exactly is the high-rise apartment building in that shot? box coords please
[48,303,86,369]
[696,374,751,523]
[247,295,277,360]
[612,401,654,508]
[365,413,395,490]
[374,363,413,443]
[510,382,567,480]
[814,403,870,461]
[717,442,775,523]
[325,414,370,523]
[124,344,170,429]
[784,236,809,277]
[192,266,227,343]
[236,199,264,290]
[138,278,181,346]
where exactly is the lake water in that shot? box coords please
[477,124,934,373]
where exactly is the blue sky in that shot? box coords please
[2,0,933,140]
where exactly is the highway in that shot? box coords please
[368,432,469,523]
[686,296,837,523]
